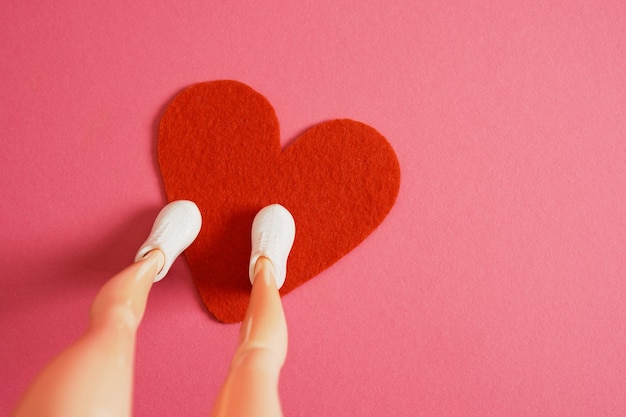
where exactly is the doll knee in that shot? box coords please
[90,299,139,332]
[231,344,283,375]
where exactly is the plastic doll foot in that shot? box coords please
[249,204,296,289]
[135,200,202,281]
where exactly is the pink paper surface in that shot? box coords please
[1,1,625,416]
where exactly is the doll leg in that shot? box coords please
[211,204,295,417]
[12,201,201,417]
[12,250,164,417]
[210,257,288,417]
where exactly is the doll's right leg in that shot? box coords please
[210,256,288,417]
[210,204,295,417]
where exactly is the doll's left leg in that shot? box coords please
[12,250,163,417]
[11,201,201,417]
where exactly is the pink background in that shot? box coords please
[2,1,625,416]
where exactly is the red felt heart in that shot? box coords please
[158,80,400,323]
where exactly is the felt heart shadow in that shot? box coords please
[158,80,400,323]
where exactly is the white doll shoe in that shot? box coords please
[135,200,202,282]
[249,204,296,289]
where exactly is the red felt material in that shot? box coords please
[158,80,400,323]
